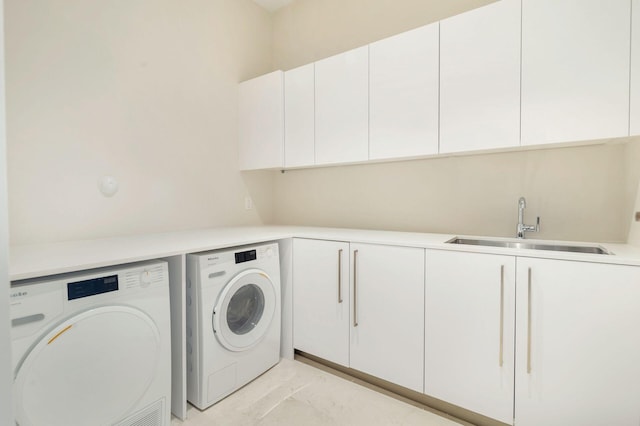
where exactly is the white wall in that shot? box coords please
[5,0,275,245]
[274,142,638,243]
[628,185,640,246]
[627,139,640,245]
[271,0,640,243]
[273,0,497,71]
[6,0,640,247]
[0,0,14,422]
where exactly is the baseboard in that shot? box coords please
[294,350,510,426]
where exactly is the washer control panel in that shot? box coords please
[234,249,257,264]
[200,242,278,269]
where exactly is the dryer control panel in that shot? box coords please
[9,260,169,342]
[67,275,119,300]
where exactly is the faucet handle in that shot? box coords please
[535,216,541,232]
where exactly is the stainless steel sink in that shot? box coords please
[446,238,612,255]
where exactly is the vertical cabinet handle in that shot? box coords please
[499,265,504,367]
[353,249,358,327]
[338,249,343,303]
[527,267,532,374]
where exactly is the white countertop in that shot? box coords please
[10,225,640,281]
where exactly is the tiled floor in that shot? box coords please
[171,359,463,426]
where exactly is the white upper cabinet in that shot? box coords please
[631,0,640,136]
[284,64,315,168]
[238,71,284,170]
[240,1,638,171]
[521,0,631,146]
[369,23,439,160]
[315,47,369,165]
[439,0,521,154]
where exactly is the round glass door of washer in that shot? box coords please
[213,269,277,351]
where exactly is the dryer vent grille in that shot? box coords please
[115,399,165,426]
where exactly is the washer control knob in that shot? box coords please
[140,270,152,287]
[265,247,274,258]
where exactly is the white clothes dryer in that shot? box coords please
[186,242,281,410]
[10,260,172,426]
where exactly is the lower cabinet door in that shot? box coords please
[293,238,350,367]
[349,243,425,392]
[425,250,515,424]
[515,258,640,426]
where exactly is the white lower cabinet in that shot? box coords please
[425,250,515,424]
[350,243,425,392]
[292,238,350,367]
[426,254,640,425]
[294,240,640,425]
[293,239,425,392]
[515,258,640,426]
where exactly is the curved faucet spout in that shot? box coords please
[518,197,526,209]
[517,197,539,239]
[518,197,526,225]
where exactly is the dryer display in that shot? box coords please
[67,275,118,300]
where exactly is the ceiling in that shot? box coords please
[252,0,294,12]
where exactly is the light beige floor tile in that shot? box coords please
[172,359,462,426]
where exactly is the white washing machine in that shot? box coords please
[9,260,172,426]
[186,242,281,410]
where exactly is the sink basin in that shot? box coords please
[446,238,612,255]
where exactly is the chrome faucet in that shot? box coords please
[517,197,540,239]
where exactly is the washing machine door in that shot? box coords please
[13,305,161,426]
[213,268,277,352]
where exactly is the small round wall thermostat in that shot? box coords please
[98,175,119,197]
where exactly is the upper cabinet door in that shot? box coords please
[440,0,521,154]
[284,64,315,168]
[238,71,284,170]
[315,47,369,165]
[631,0,640,136]
[369,23,439,160]
[521,0,631,146]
